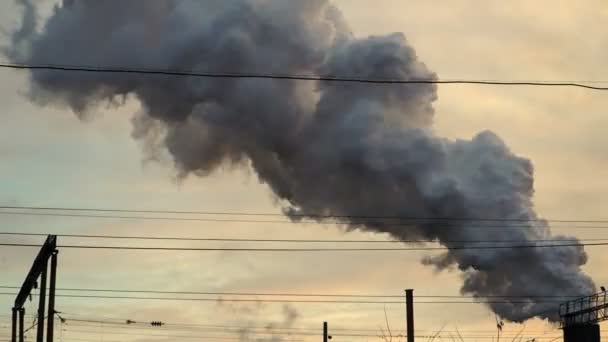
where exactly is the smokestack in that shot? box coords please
[5,0,595,322]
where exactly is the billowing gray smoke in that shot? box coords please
[6,0,595,321]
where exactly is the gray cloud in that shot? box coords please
[5,0,595,321]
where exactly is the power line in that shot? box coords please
[3,211,608,234]
[2,63,608,90]
[63,327,354,340]
[62,320,556,338]
[42,312,568,340]
[23,315,48,335]
[46,312,568,337]
[0,242,606,251]
[59,328,564,339]
[63,327,313,339]
[5,211,608,230]
[59,331,297,341]
[0,286,584,299]
[64,328,251,342]
[64,321,561,336]
[0,292,573,304]
[3,205,607,223]
[2,231,607,244]
[0,210,331,224]
[0,285,585,299]
[60,327,560,340]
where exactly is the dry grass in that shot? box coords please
[376,307,445,342]
[375,309,531,342]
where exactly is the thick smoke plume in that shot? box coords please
[6,0,595,321]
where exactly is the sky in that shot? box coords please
[1,1,608,341]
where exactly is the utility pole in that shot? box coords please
[18,309,24,342]
[37,265,47,342]
[405,289,415,342]
[47,251,58,342]
[11,308,17,342]
[323,322,332,342]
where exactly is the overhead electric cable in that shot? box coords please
[0,242,606,251]
[62,321,562,336]
[2,205,607,223]
[55,312,565,335]
[60,327,560,340]
[0,292,576,304]
[0,285,587,299]
[53,311,565,342]
[4,211,608,230]
[1,63,607,90]
[2,231,607,244]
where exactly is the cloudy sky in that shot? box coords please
[1,1,607,341]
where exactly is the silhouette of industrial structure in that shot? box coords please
[560,291,608,342]
[10,234,608,342]
[10,235,58,342]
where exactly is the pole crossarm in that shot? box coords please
[14,235,56,309]
[10,235,58,342]
[560,291,608,328]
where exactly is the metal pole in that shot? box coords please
[323,322,328,342]
[11,307,17,342]
[14,236,57,310]
[406,289,414,342]
[19,309,25,342]
[47,251,58,342]
[37,263,48,342]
